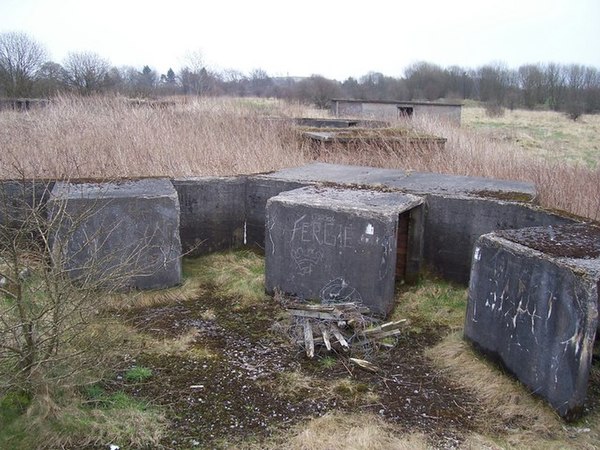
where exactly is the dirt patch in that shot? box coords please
[112,289,487,449]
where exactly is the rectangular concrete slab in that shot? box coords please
[48,178,182,290]
[265,186,423,316]
[261,163,537,199]
[464,225,600,419]
[173,177,246,255]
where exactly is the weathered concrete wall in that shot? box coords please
[413,103,462,125]
[48,179,182,290]
[0,180,54,227]
[245,176,310,248]
[465,226,600,419]
[173,177,246,255]
[423,195,580,284]
[265,186,424,316]
[332,101,363,117]
[258,163,554,284]
[361,102,399,119]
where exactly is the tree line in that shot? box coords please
[1,31,599,118]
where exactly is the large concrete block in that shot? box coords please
[173,177,246,255]
[48,178,182,290]
[464,225,600,419]
[0,180,54,227]
[423,195,580,284]
[245,176,310,249]
[265,186,424,316]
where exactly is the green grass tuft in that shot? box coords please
[392,275,467,331]
[124,366,153,383]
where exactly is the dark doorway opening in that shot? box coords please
[397,106,414,119]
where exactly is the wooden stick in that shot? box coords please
[303,318,315,358]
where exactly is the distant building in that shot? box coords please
[330,99,462,125]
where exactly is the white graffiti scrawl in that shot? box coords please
[319,278,363,304]
[291,247,324,275]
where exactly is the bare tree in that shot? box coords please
[0,31,48,97]
[63,51,110,95]
[295,75,342,108]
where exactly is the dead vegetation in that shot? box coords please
[0,95,599,220]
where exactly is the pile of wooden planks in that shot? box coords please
[286,302,406,362]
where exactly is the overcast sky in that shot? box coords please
[1,0,599,80]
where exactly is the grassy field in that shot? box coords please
[463,107,600,168]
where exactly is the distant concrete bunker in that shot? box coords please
[265,187,423,316]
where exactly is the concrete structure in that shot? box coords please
[0,180,54,227]
[300,129,446,155]
[2,163,598,418]
[48,178,182,290]
[173,177,246,255]
[265,186,423,315]
[465,225,600,419]
[251,163,578,284]
[330,99,462,125]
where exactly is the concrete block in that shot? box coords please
[464,225,600,419]
[245,176,310,248]
[265,186,424,316]
[48,179,182,290]
[173,177,246,255]
[423,195,580,284]
[0,180,54,227]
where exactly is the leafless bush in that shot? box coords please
[0,180,162,399]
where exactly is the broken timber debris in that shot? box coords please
[285,302,407,359]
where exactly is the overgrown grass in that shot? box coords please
[189,249,268,306]
[1,96,599,220]
[391,275,468,332]
[463,107,600,168]
[0,387,166,449]
[426,333,600,449]
[239,412,428,450]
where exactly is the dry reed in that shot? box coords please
[1,96,599,220]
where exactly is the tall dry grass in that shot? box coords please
[0,95,309,179]
[316,116,600,221]
[1,96,599,220]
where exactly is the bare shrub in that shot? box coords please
[0,180,161,399]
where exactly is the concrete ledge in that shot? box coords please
[262,163,537,199]
[173,176,246,255]
[48,179,182,290]
[464,225,600,419]
[265,186,423,316]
